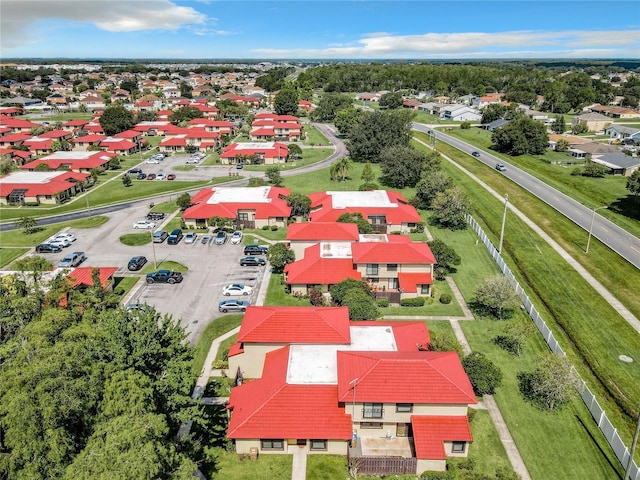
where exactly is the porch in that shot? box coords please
[348,436,417,475]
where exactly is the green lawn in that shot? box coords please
[302,124,331,146]
[191,314,244,377]
[243,148,333,172]
[140,260,188,274]
[112,276,139,298]
[284,161,381,195]
[216,334,237,362]
[0,215,109,248]
[305,455,348,479]
[379,279,464,317]
[0,248,29,268]
[242,227,287,242]
[204,448,292,480]
[119,233,152,246]
[264,273,312,307]
[444,127,640,238]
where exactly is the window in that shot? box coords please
[452,442,466,453]
[388,278,399,290]
[387,264,397,272]
[363,403,383,419]
[361,422,383,429]
[420,284,430,295]
[368,215,387,225]
[396,403,413,413]
[310,439,327,450]
[261,439,284,450]
[366,264,379,276]
[237,212,249,221]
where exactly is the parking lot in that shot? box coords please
[38,204,269,344]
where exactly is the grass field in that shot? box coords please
[191,314,243,377]
[0,215,110,248]
[0,248,29,268]
[303,124,332,146]
[119,233,152,246]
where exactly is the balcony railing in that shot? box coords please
[362,406,384,419]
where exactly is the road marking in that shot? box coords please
[631,246,640,254]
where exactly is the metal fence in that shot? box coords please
[466,214,639,480]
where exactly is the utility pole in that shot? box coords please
[498,194,508,254]
[586,206,607,254]
[624,409,640,480]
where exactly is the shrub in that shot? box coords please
[270,225,278,231]
[439,293,452,304]
[376,299,390,308]
[462,352,503,395]
[460,121,471,130]
[261,225,270,230]
[309,287,324,306]
[113,287,125,295]
[399,297,426,307]
[410,222,425,233]
[211,360,228,369]
[492,335,521,356]
[421,472,455,480]
[427,332,464,358]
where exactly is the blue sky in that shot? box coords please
[2,1,639,59]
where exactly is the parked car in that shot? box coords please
[471,151,481,157]
[146,212,166,221]
[167,174,176,180]
[167,228,183,245]
[152,231,167,244]
[243,244,268,255]
[236,162,244,169]
[49,233,76,243]
[127,255,148,271]
[184,231,198,244]
[218,299,250,313]
[146,158,160,164]
[133,220,156,229]
[48,237,72,248]
[185,157,199,164]
[58,251,86,268]
[136,172,147,180]
[214,231,228,245]
[495,163,507,172]
[156,173,165,180]
[146,270,183,284]
[146,173,157,180]
[230,231,243,245]
[35,243,62,253]
[201,234,212,244]
[222,283,253,296]
[240,256,266,267]
[128,167,143,174]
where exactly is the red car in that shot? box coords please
[167,174,176,180]
[146,173,157,180]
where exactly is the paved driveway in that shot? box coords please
[49,205,267,344]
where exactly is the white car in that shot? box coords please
[146,158,160,164]
[48,237,72,248]
[184,231,198,244]
[133,220,156,229]
[50,233,76,243]
[156,173,165,180]
[222,283,253,296]
[230,231,243,245]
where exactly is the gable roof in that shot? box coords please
[336,351,476,405]
[412,416,473,460]
[67,267,118,288]
[238,306,351,344]
[284,243,362,285]
[351,241,436,264]
[594,152,640,169]
[286,222,360,242]
[0,170,89,197]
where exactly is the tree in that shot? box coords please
[176,192,192,211]
[626,170,640,201]
[12,255,53,284]
[491,118,549,156]
[413,171,454,209]
[427,332,464,359]
[555,139,571,152]
[50,139,71,152]
[379,145,426,188]
[1,156,16,175]
[121,174,132,187]
[361,162,375,183]
[108,157,121,170]
[310,93,353,122]
[427,239,461,277]
[169,106,203,124]
[266,242,295,273]
[462,352,503,395]
[431,187,471,230]
[179,81,193,99]
[330,279,373,305]
[552,115,566,134]
[346,109,414,163]
[337,212,375,234]
[274,87,299,116]
[15,215,37,234]
[518,354,579,409]
[99,105,135,136]
[330,157,352,181]
[342,288,380,320]
[287,143,302,159]
[378,92,403,109]
[334,107,365,138]
[34,162,52,171]
[571,121,588,135]
[474,275,521,320]
[492,321,536,356]
[135,110,158,123]
[481,104,512,124]
[286,193,311,218]
[581,160,609,178]
[265,166,283,186]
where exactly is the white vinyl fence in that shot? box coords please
[466,214,639,480]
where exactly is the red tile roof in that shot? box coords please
[0,116,40,129]
[100,138,137,151]
[398,272,433,293]
[238,306,351,344]
[62,119,89,127]
[337,351,476,405]
[23,138,53,151]
[183,186,291,221]
[160,137,187,147]
[188,118,233,129]
[309,190,422,225]
[73,134,106,144]
[412,416,472,460]
[20,151,115,171]
[284,243,362,285]
[39,129,70,139]
[351,241,436,265]
[227,346,352,440]
[113,129,141,139]
[67,266,117,288]
[0,171,89,197]
[220,142,288,160]
[286,222,359,242]
[0,133,31,143]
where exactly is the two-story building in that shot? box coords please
[219,142,289,165]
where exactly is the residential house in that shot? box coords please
[482,118,509,132]
[182,185,291,229]
[604,125,640,142]
[308,190,422,234]
[0,147,33,167]
[100,137,138,155]
[471,93,504,109]
[226,306,476,475]
[592,152,640,176]
[0,133,31,148]
[219,142,289,165]
[187,118,235,135]
[442,105,482,122]
[568,142,619,160]
[61,119,89,134]
[133,121,172,136]
[355,93,381,103]
[73,134,107,151]
[79,96,106,111]
[20,151,115,173]
[572,113,612,132]
[0,170,90,205]
[286,222,360,259]
[23,137,55,155]
[0,116,40,133]
[250,119,303,141]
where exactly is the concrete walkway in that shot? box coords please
[291,448,308,480]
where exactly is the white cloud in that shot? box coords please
[1,0,207,50]
[254,29,640,58]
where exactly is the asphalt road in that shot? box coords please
[412,122,640,270]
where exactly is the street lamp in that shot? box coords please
[586,206,607,254]
[498,194,508,255]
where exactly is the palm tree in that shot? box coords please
[333,157,353,181]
